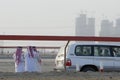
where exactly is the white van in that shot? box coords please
[55,43,120,72]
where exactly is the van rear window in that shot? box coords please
[75,45,92,56]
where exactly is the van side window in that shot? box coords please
[94,46,111,57]
[112,47,120,57]
[75,46,91,56]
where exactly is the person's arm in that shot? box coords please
[12,53,16,61]
[37,54,42,64]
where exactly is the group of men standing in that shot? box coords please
[13,46,42,72]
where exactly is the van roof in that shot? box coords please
[69,42,120,46]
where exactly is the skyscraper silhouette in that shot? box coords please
[99,19,113,37]
[75,14,95,36]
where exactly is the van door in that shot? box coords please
[93,46,114,72]
[66,45,93,71]
[111,46,120,71]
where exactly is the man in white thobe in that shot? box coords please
[25,46,42,72]
[13,47,25,72]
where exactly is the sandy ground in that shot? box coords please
[0,58,55,72]
[0,71,120,80]
[0,58,120,80]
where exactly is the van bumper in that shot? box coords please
[54,65,78,72]
[66,66,77,72]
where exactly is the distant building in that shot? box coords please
[87,17,95,36]
[99,18,120,44]
[114,18,120,37]
[75,14,95,36]
[75,14,120,37]
[75,14,87,36]
[99,19,114,37]
[99,18,120,37]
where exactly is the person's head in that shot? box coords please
[15,46,22,64]
[16,47,22,55]
[32,46,37,52]
[27,46,34,58]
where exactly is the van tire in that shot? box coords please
[82,66,96,72]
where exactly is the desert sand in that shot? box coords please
[0,58,120,80]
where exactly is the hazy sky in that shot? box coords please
[0,0,120,46]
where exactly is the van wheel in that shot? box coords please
[82,66,96,72]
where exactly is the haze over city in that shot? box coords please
[0,0,120,46]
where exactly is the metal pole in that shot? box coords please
[64,40,70,71]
